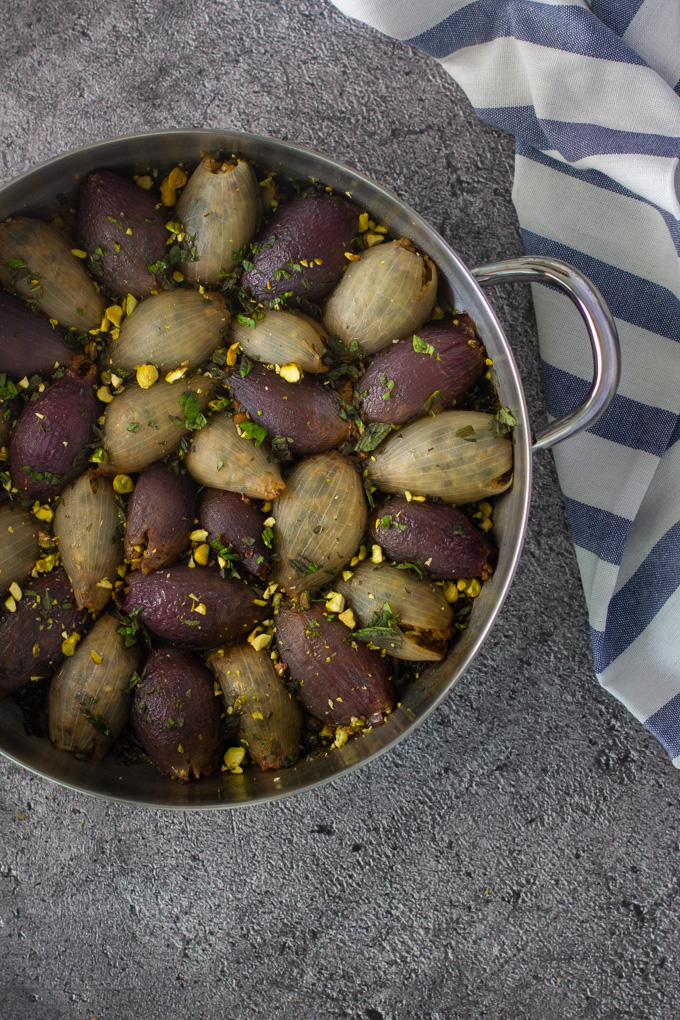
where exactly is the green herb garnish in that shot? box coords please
[455,425,476,442]
[237,421,267,445]
[413,335,434,356]
[491,407,517,438]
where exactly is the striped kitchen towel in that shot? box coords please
[330,0,680,763]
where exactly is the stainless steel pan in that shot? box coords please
[0,130,620,808]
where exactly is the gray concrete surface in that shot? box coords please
[0,2,678,1018]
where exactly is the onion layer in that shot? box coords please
[231,310,326,373]
[48,613,139,760]
[323,239,437,355]
[0,217,104,330]
[208,644,302,771]
[274,451,367,595]
[367,410,513,504]
[176,157,260,285]
[0,504,40,593]
[54,471,123,612]
[184,411,284,500]
[336,560,453,661]
[105,289,229,374]
[100,375,212,474]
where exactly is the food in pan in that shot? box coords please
[0,152,514,781]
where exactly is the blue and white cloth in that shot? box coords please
[331,0,680,763]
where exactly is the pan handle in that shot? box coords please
[471,256,620,452]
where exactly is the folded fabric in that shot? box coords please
[330,0,680,763]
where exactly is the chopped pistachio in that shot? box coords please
[442,582,459,604]
[371,544,383,564]
[325,591,346,614]
[61,632,80,657]
[70,248,87,258]
[248,632,272,652]
[279,363,301,383]
[32,503,54,523]
[223,746,246,773]
[165,364,188,384]
[97,385,114,403]
[8,581,22,602]
[105,305,123,328]
[193,543,210,566]
[91,650,103,665]
[338,608,356,629]
[136,364,159,389]
[159,166,188,206]
[112,474,135,494]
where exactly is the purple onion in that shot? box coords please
[276,605,394,727]
[228,364,350,456]
[132,646,222,780]
[198,488,270,580]
[78,171,168,297]
[0,568,88,699]
[125,462,197,574]
[0,290,71,378]
[116,564,267,648]
[9,363,99,499]
[241,194,359,305]
[358,319,486,426]
[369,497,497,580]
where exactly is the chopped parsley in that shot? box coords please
[378,514,406,532]
[352,603,403,650]
[237,421,267,445]
[271,435,294,462]
[455,425,476,442]
[424,390,441,411]
[491,406,517,438]
[413,334,434,356]
[351,422,392,453]
[180,391,207,431]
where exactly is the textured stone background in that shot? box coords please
[0,2,678,1018]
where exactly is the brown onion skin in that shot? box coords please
[228,364,350,456]
[241,194,359,305]
[116,564,267,649]
[198,488,270,580]
[0,290,72,378]
[9,363,99,499]
[276,605,394,726]
[0,568,88,698]
[358,320,485,426]
[78,170,168,298]
[124,462,197,574]
[132,647,221,780]
[369,497,497,580]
